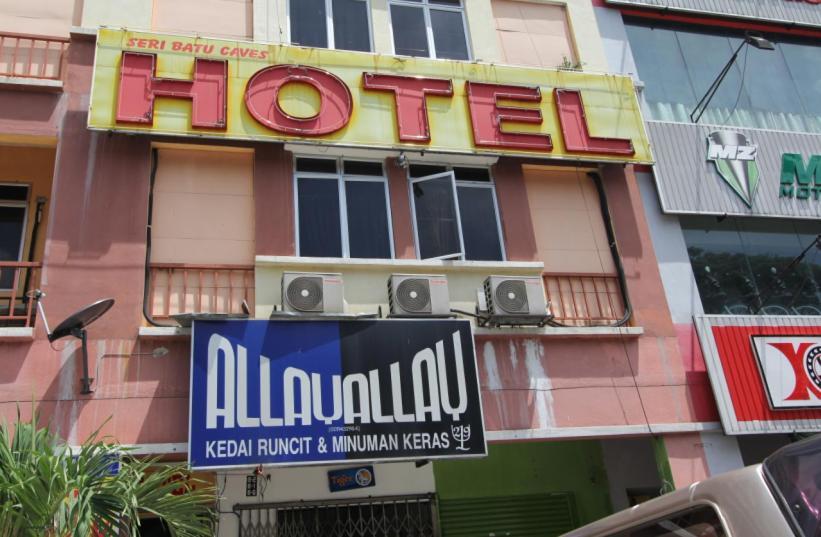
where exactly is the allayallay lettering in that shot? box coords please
[205,332,469,429]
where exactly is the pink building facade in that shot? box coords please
[0,1,746,533]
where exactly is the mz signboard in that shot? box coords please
[647,122,821,219]
[188,319,486,470]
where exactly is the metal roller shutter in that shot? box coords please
[439,493,578,537]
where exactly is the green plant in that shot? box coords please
[0,410,216,537]
[557,56,584,71]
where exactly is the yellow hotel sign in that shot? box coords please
[89,29,652,163]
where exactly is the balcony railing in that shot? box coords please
[148,263,255,320]
[0,32,69,81]
[0,261,41,327]
[543,272,626,326]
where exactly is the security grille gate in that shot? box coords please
[235,494,438,537]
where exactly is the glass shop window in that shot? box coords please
[289,0,372,52]
[682,216,821,315]
[296,157,393,259]
[625,18,821,134]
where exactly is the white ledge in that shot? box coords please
[138,324,642,339]
[256,256,544,274]
[70,26,98,37]
[486,421,721,441]
[0,76,62,91]
[473,325,644,337]
[0,327,34,340]
[138,326,190,338]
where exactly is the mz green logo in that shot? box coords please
[780,153,821,200]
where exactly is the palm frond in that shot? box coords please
[0,409,216,537]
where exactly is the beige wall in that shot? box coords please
[523,165,615,275]
[81,0,152,33]
[464,0,608,71]
[152,0,252,39]
[491,0,576,69]
[81,0,252,38]
[0,0,76,37]
[151,146,254,265]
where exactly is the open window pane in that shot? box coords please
[457,186,502,261]
[298,178,342,257]
[391,4,430,57]
[409,164,447,178]
[430,9,469,60]
[453,167,491,182]
[345,181,391,259]
[290,0,328,48]
[412,172,462,259]
[333,0,371,52]
[0,206,25,288]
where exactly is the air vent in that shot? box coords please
[389,274,450,316]
[286,276,324,312]
[282,272,344,314]
[396,279,431,313]
[494,279,529,314]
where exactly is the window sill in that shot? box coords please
[136,324,642,340]
[0,76,62,92]
[473,325,643,337]
[0,327,34,340]
[138,326,190,338]
[256,256,544,274]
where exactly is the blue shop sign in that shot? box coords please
[188,319,486,470]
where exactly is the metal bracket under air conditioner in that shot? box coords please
[268,311,379,321]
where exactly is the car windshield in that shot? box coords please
[763,435,821,537]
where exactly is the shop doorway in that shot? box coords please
[235,494,437,537]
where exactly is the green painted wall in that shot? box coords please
[434,441,612,526]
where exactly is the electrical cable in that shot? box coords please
[718,41,750,126]
[753,234,821,314]
[782,244,820,312]
[547,170,632,328]
[142,148,175,327]
[589,166,654,436]
[541,166,653,437]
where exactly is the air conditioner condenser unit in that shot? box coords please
[282,272,344,314]
[388,274,450,316]
[482,275,550,326]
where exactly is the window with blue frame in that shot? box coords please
[625,18,821,134]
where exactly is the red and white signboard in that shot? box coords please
[695,316,821,435]
[751,336,821,409]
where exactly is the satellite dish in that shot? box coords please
[31,291,115,395]
[48,298,114,343]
